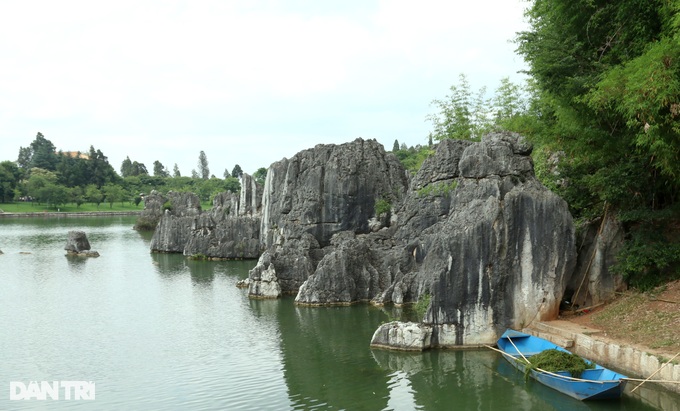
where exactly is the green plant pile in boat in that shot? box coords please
[521,349,595,379]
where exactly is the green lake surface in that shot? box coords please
[0,216,676,410]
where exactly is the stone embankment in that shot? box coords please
[524,321,680,400]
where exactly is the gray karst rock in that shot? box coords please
[134,190,168,231]
[149,191,202,253]
[247,138,410,298]
[369,132,576,347]
[149,174,263,259]
[370,322,433,351]
[565,213,626,309]
[183,189,261,259]
[64,231,100,257]
[247,132,575,349]
[150,133,577,348]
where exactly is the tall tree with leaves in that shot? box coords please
[231,164,243,179]
[29,132,58,170]
[253,167,267,186]
[173,163,181,178]
[120,157,133,177]
[427,74,497,142]
[516,0,680,288]
[153,160,169,177]
[87,146,119,187]
[198,151,210,180]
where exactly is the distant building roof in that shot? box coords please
[60,151,90,159]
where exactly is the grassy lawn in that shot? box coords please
[0,202,144,213]
[1,200,213,213]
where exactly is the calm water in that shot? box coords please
[0,216,676,410]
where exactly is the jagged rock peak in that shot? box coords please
[248,137,410,297]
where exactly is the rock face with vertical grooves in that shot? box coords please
[369,132,576,347]
[247,138,410,298]
[566,214,626,308]
[147,133,578,348]
[149,191,202,253]
[147,175,262,258]
[134,190,168,231]
[183,188,262,259]
[246,133,576,348]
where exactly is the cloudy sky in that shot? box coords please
[0,0,529,177]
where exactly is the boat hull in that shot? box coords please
[497,329,627,401]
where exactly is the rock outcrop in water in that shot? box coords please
[370,133,575,348]
[64,230,100,257]
[134,190,168,231]
[248,133,576,348]
[149,191,202,253]
[144,133,578,347]
[147,175,263,258]
[245,138,410,298]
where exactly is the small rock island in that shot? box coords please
[64,230,100,257]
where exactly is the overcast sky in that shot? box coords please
[0,0,529,177]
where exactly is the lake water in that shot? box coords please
[0,216,676,410]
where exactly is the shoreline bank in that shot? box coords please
[0,211,142,218]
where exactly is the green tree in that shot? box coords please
[224,177,241,193]
[56,151,90,187]
[153,160,169,177]
[392,140,400,152]
[17,146,32,170]
[87,146,119,187]
[85,184,103,208]
[120,157,133,177]
[39,183,68,208]
[195,177,229,202]
[0,161,21,202]
[231,164,243,178]
[427,73,475,141]
[173,163,181,177]
[29,132,58,170]
[102,184,125,208]
[68,186,85,207]
[516,0,680,288]
[253,167,267,186]
[198,151,210,180]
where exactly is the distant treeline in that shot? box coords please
[0,132,266,208]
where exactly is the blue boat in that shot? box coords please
[496,329,628,401]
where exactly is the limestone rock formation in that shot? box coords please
[64,231,100,257]
[370,322,432,351]
[376,132,575,347]
[247,138,410,298]
[148,174,263,258]
[134,190,167,231]
[248,132,576,348]
[149,191,202,253]
[566,213,626,309]
[183,190,261,259]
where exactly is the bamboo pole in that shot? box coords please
[622,378,680,384]
[630,351,680,393]
[506,336,530,363]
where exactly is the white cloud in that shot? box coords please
[0,0,529,175]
